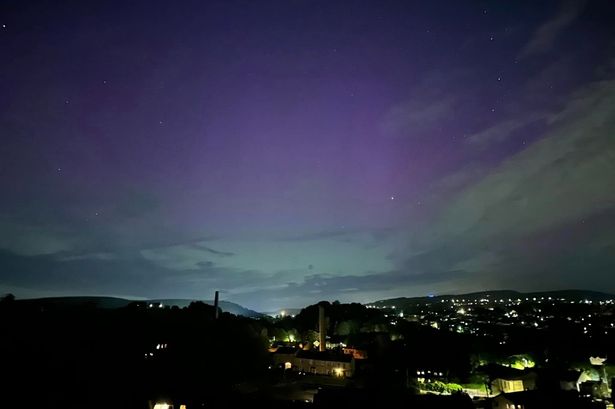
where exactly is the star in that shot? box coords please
[390,196,395,200]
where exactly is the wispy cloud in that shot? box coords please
[381,97,456,137]
[440,76,615,239]
[141,232,399,280]
[408,72,615,291]
[0,217,75,256]
[191,243,235,257]
[518,0,588,59]
[466,114,545,146]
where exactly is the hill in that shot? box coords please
[370,289,615,308]
[16,296,263,318]
[150,298,263,318]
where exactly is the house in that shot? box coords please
[488,367,537,394]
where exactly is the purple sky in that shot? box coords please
[1,0,615,311]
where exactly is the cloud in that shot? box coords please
[191,243,235,257]
[57,252,118,262]
[230,268,471,310]
[381,97,455,137]
[2,71,614,311]
[141,232,399,279]
[0,247,268,301]
[139,70,615,310]
[0,217,75,256]
[518,0,588,59]
[0,249,169,297]
[403,73,615,293]
[108,190,161,219]
[279,228,359,242]
[439,76,615,239]
[0,185,187,258]
[278,227,397,244]
[466,114,545,146]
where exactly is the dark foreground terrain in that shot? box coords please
[1,293,613,408]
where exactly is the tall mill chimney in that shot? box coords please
[318,304,326,352]
[214,290,220,320]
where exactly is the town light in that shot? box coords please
[153,403,170,409]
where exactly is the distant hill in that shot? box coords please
[370,289,615,308]
[261,308,302,317]
[18,296,133,309]
[16,296,263,318]
[149,298,263,318]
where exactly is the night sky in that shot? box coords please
[2,1,615,311]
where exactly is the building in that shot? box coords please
[293,350,354,377]
[491,373,536,394]
[270,303,356,378]
[271,346,299,369]
[271,348,355,377]
[482,365,537,394]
